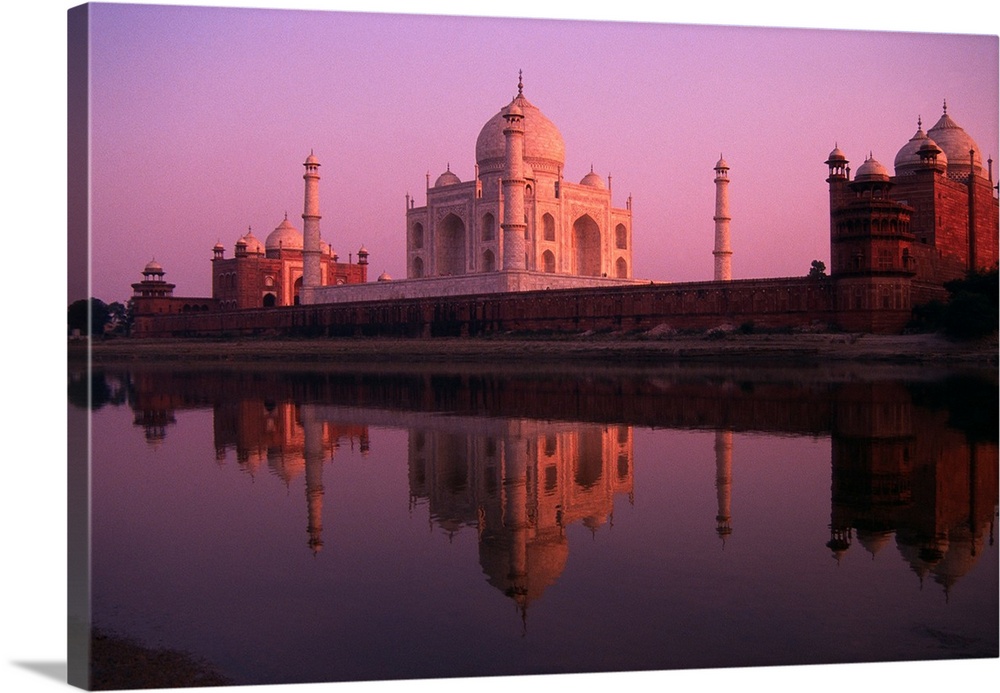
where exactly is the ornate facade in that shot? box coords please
[405,75,634,280]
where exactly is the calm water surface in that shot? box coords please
[71,362,999,685]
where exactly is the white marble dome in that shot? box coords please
[580,169,605,188]
[476,83,566,174]
[435,167,461,187]
[266,217,303,251]
[927,103,983,177]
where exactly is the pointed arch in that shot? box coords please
[572,214,602,276]
[436,213,467,276]
[615,257,628,278]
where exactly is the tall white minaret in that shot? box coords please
[501,72,527,271]
[713,155,732,281]
[302,151,322,288]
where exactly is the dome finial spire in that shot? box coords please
[942,99,948,114]
[518,70,523,96]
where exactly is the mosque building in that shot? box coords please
[826,100,998,316]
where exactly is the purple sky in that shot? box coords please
[1,5,998,693]
[79,1,998,303]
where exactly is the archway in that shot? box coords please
[615,224,628,250]
[543,213,556,242]
[572,215,602,276]
[481,213,495,242]
[615,257,628,278]
[543,249,556,273]
[412,256,424,278]
[482,249,496,272]
[436,213,467,276]
[263,293,277,308]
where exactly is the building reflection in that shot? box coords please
[408,421,633,621]
[211,395,370,554]
[79,364,997,599]
[827,382,998,598]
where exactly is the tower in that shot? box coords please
[713,156,732,281]
[501,73,527,271]
[302,152,322,288]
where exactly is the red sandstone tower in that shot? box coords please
[827,151,916,332]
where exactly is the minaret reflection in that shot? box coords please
[213,399,370,554]
[714,430,733,544]
[409,420,634,626]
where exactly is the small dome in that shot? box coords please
[826,146,847,163]
[715,155,729,170]
[855,155,890,181]
[304,151,320,166]
[143,259,163,274]
[377,271,392,282]
[580,168,605,188]
[894,121,929,174]
[321,241,331,256]
[213,241,224,251]
[266,216,303,251]
[241,231,264,255]
[434,167,461,187]
[927,102,982,177]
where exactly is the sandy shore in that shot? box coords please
[75,331,998,368]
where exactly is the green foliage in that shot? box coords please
[67,297,110,336]
[808,260,827,278]
[909,268,998,339]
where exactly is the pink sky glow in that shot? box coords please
[78,2,999,304]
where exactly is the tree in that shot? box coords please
[67,297,110,336]
[106,300,133,336]
[807,260,827,278]
[908,267,999,339]
[941,267,999,339]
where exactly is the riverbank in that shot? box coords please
[74,331,998,368]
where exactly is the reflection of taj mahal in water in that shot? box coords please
[407,420,633,616]
[100,368,997,611]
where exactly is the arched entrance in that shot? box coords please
[615,257,628,278]
[436,213,467,276]
[573,215,602,276]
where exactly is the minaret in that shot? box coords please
[713,156,732,281]
[302,151,322,288]
[501,72,527,271]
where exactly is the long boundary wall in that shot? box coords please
[134,276,859,338]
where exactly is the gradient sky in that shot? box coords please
[1,5,998,693]
[78,1,999,303]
